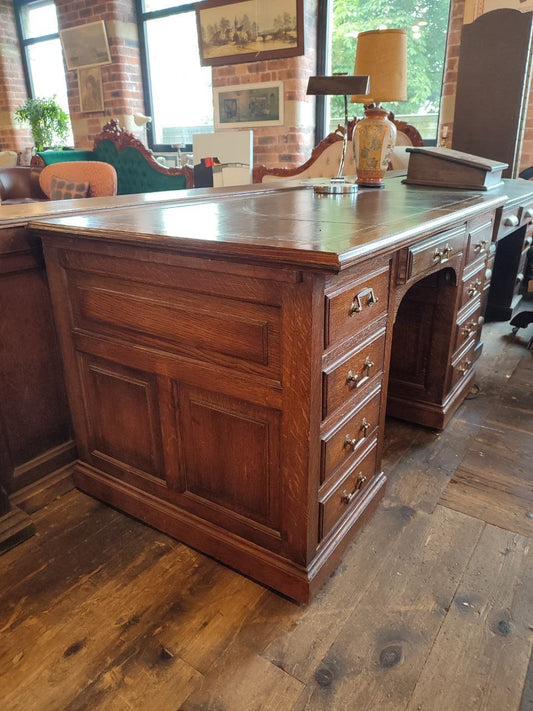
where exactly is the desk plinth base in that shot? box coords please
[387,370,476,430]
[73,462,386,604]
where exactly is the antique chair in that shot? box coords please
[253,115,423,183]
[39,161,118,199]
[32,119,194,193]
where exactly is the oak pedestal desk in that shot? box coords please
[32,179,513,602]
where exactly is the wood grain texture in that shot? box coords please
[1,323,532,710]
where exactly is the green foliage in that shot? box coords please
[330,0,450,119]
[14,96,70,151]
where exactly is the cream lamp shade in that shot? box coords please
[351,29,407,104]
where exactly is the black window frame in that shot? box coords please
[136,0,206,152]
[13,0,61,98]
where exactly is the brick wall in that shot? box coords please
[55,0,145,148]
[0,0,32,151]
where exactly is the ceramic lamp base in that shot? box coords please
[353,106,397,188]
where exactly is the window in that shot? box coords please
[319,0,451,142]
[14,0,72,142]
[136,0,213,151]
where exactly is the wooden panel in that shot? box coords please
[67,272,281,379]
[322,326,386,419]
[178,385,282,535]
[452,9,533,178]
[0,227,73,493]
[324,265,389,348]
[320,388,380,485]
[319,439,378,539]
[79,355,166,484]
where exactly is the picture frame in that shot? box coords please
[213,82,284,129]
[60,20,111,70]
[79,66,105,113]
[196,0,303,67]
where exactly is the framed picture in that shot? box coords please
[60,20,111,70]
[214,82,284,129]
[79,66,104,113]
[196,0,303,67]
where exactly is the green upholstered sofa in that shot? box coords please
[31,120,194,194]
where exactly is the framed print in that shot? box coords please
[60,20,111,70]
[196,0,303,67]
[79,66,104,113]
[214,82,284,129]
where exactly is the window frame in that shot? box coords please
[315,0,446,145]
[135,0,208,152]
[13,0,61,98]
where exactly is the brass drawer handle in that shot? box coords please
[344,418,371,450]
[433,244,453,264]
[341,474,367,504]
[346,356,374,389]
[467,279,482,297]
[459,359,472,375]
[462,320,478,336]
[473,240,488,253]
[349,287,379,315]
[504,215,519,228]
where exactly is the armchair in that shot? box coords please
[39,161,118,199]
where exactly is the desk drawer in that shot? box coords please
[496,205,521,240]
[325,266,389,348]
[450,340,476,391]
[454,302,482,353]
[322,328,386,419]
[459,261,486,312]
[466,216,493,265]
[319,440,378,540]
[397,226,466,283]
[320,388,380,484]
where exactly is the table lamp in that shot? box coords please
[306,74,369,194]
[351,29,407,188]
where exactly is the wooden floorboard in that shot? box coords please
[1,321,532,711]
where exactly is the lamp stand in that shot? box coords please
[314,95,358,195]
[353,104,397,188]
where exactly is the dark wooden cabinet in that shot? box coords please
[33,181,509,602]
[452,9,533,179]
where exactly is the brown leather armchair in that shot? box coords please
[0,167,47,204]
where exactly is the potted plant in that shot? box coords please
[14,96,70,152]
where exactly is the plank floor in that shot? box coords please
[1,320,532,711]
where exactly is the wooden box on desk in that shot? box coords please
[404,147,507,190]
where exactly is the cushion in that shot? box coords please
[49,175,90,200]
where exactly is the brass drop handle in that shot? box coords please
[346,356,374,389]
[344,418,371,450]
[349,287,379,315]
[433,244,453,264]
[467,279,482,297]
[473,240,488,253]
[504,214,519,227]
[459,359,472,375]
[462,320,478,336]
[341,474,367,504]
